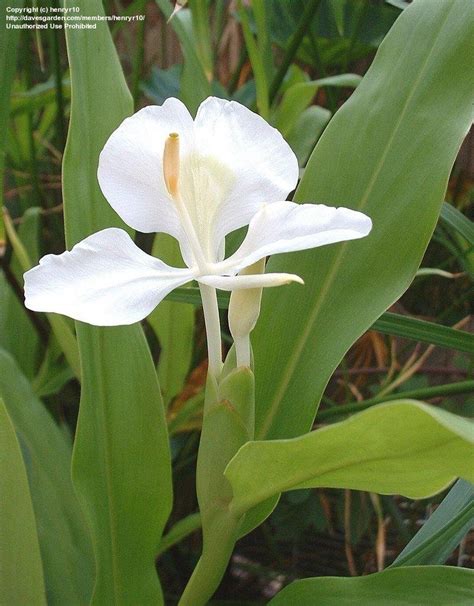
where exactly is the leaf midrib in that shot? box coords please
[234,435,459,514]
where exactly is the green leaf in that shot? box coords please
[392,479,474,567]
[238,1,270,118]
[2,207,81,378]
[63,1,172,603]
[371,312,474,355]
[0,0,23,237]
[226,401,474,517]
[157,512,201,556]
[148,234,195,406]
[155,0,211,114]
[252,0,474,440]
[166,288,474,354]
[0,208,41,378]
[268,566,474,605]
[440,202,474,246]
[0,349,93,604]
[286,105,331,167]
[317,379,474,422]
[0,398,46,606]
[274,73,361,135]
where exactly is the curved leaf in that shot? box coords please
[392,479,474,567]
[269,566,474,605]
[63,1,172,603]
[0,349,93,604]
[0,398,46,606]
[226,401,474,516]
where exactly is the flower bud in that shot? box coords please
[228,258,266,340]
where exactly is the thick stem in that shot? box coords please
[178,513,238,606]
[199,283,223,377]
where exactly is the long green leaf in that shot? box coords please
[0,208,41,378]
[252,0,474,440]
[2,207,81,377]
[155,0,211,115]
[0,349,93,604]
[268,566,474,605]
[226,401,474,516]
[372,312,474,354]
[392,479,474,567]
[440,202,474,246]
[0,398,46,606]
[63,1,172,603]
[274,73,361,135]
[0,0,23,244]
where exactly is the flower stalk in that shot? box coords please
[180,365,255,606]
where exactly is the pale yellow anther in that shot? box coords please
[163,132,180,198]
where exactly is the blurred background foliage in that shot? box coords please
[0,0,472,603]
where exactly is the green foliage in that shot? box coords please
[0,398,46,606]
[0,349,93,603]
[1,0,473,603]
[62,1,172,603]
[252,0,474,441]
[393,479,474,567]
[226,400,474,516]
[269,566,474,605]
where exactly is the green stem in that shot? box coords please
[268,0,323,104]
[180,368,255,604]
[317,380,474,421]
[178,513,238,606]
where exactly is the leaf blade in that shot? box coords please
[0,398,46,606]
[63,2,172,603]
[268,566,474,605]
[252,0,474,440]
[226,401,474,516]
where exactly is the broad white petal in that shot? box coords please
[98,98,193,239]
[189,97,299,259]
[220,202,372,273]
[198,272,303,291]
[24,228,193,326]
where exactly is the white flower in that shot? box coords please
[24,97,372,327]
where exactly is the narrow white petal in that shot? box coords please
[97,98,193,239]
[24,228,193,326]
[220,201,372,273]
[192,97,299,258]
[198,272,304,291]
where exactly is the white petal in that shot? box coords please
[190,97,299,259]
[97,98,193,239]
[198,273,303,291]
[24,228,193,326]
[220,202,372,273]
